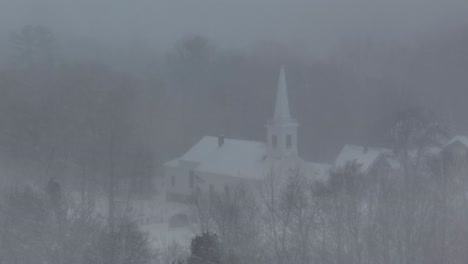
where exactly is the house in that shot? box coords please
[440,136,468,176]
[443,136,468,158]
[163,66,331,202]
[333,144,394,178]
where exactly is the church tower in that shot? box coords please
[267,66,299,159]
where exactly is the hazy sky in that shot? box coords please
[1,0,468,54]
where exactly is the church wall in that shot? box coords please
[194,171,256,196]
[164,162,259,201]
[164,163,196,197]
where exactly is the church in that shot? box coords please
[163,66,331,202]
[162,66,464,203]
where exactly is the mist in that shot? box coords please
[1,0,468,263]
[2,0,468,53]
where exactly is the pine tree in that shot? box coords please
[189,232,222,264]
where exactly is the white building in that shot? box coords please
[334,144,394,176]
[163,66,331,202]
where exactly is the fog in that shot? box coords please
[1,0,468,263]
[2,0,468,52]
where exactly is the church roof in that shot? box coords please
[165,136,268,179]
[334,144,391,173]
[444,135,468,149]
[165,136,330,181]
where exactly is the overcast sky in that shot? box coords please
[1,0,468,54]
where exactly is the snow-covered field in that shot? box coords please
[142,222,193,248]
[130,197,195,247]
[1,174,196,249]
[89,191,195,248]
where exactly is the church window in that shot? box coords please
[272,135,277,148]
[189,171,195,188]
[287,134,292,149]
[171,176,175,187]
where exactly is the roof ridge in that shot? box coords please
[343,144,390,151]
[204,135,266,145]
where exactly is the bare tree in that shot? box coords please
[193,183,263,264]
[258,168,320,264]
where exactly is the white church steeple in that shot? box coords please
[274,66,291,121]
[267,66,299,159]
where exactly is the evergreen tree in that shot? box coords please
[189,232,222,264]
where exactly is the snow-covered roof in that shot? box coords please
[165,136,269,179]
[444,136,468,149]
[334,144,391,173]
[165,136,331,181]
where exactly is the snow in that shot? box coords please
[444,135,468,149]
[124,191,195,248]
[303,161,332,181]
[165,135,333,182]
[142,223,193,248]
[334,144,391,173]
[166,136,269,179]
[98,193,194,247]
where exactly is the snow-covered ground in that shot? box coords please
[129,197,195,247]
[88,189,195,248]
[142,222,193,248]
[1,174,196,249]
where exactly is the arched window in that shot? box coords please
[272,135,277,148]
[171,176,175,187]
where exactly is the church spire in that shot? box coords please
[274,65,291,121]
[267,65,299,159]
